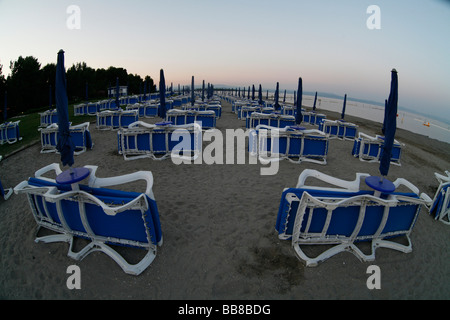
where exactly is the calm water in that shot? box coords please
[280,94,450,144]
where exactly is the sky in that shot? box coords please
[1,0,449,122]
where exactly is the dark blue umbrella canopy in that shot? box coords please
[379,69,398,177]
[341,94,347,120]
[159,69,166,119]
[55,49,75,167]
[202,80,205,101]
[4,91,7,122]
[191,76,195,106]
[382,99,388,135]
[274,82,280,110]
[295,77,303,124]
[283,90,286,103]
[313,91,317,111]
[258,84,263,105]
[252,85,255,100]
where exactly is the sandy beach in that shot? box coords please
[0,99,449,300]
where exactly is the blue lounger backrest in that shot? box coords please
[276,187,420,240]
[27,177,162,246]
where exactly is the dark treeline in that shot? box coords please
[0,56,156,119]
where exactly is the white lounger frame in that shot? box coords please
[428,171,450,225]
[118,121,202,161]
[353,132,404,165]
[14,163,161,275]
[320,119,358,141]
[285,169,431,266]
[249,125,329,165]
[39,122,92,155]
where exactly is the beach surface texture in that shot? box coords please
[0,99,449,299]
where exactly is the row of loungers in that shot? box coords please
[13,164,439,274]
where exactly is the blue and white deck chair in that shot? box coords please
[352,132,404,166]
[74,103,87,116]
[249,125,329,165]
[1,177,13,200]
[246,112,296,129]
[281,105,296,116]
[96,109,139,130]
[303,111,326,126]
[40,122,93,155]
[166,109,216,130]
[39,109,58,127]
[126,102,159,118]
[206,103,222,119]
[239,106,261,120]
[428,171,450,225]
[0,121,22,145]
[14,163,163,276]
[319,119,358,140]
[118,121,202,161]
[276,169,431,266]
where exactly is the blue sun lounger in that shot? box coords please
[1,177,13,200]
[249,125,329,165]
[96,110,139,130]
[302,111,326,126]
[246,112,297,129]
[428,171,450,225]
[276,169,431,266]
[40,122,93,155]
[352,132,404,165]
[319,119,358,140]
[0,121,22,145]
[118,121,202,161]
[126,103,159,118]
[166,109,216,129]
[39,109,59,127]
[14,163,163,275]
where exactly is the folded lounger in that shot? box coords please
[166,109,216,129]
[118,121,202,161]
[39,109,59,127]
[40,122,93,155]
[0,121,22,145]
[276,169,431,266]
[14,163,163,276]
[319,119,358,140]
[302,111,326,126]
[96,110,139,130]
[0,177,13,200]
[352,132,404,165]
[246,112,297,129]
[249,125,329,165]
[126,103,159,118]
[428,171,450,225]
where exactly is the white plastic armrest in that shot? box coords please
[296,169,369,191]
[86,166,155,199]
[34,163,63,180]
[420,193,433,206]
[392,178,419,195]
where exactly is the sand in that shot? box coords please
[0,99,449,300]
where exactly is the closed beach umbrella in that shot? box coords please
[283,90,286,103]
[3,91,7,122]
[313,91,317,112]
[252,85,255,101]
[295,77,303,124]
[247,86,250,99]
[55,49,75,167]
[258,84,263,105]
[382,99,388,135]
[159,69,166,119]
[191,76,195,106]
[341,94,347,120]
[379,69,398,177]
[294,91,296,107]
[274,82,280,110]
[202,80,205,101]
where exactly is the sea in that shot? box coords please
[278,93,450,144]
